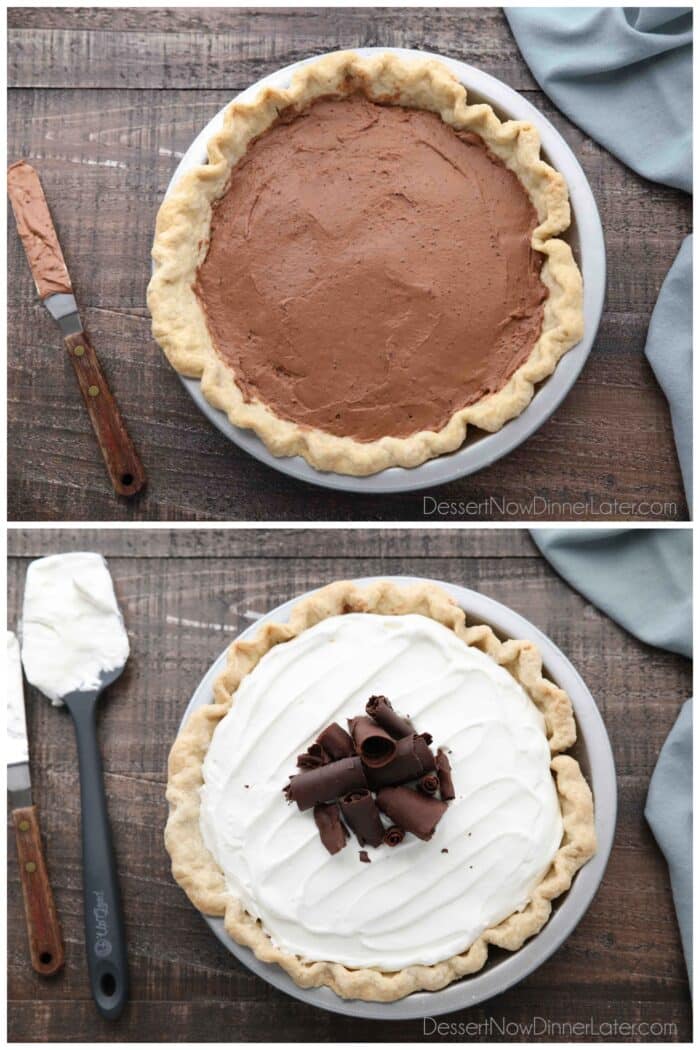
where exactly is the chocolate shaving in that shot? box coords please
[314,802,348,855]
[297,742,329,770]
[285,694,455,855]
[349,715,397,768]
[316,722,354,760]
[284,756,367,811]
[418,772,439,795]
[365,733,436,790]
[340,789,385,848]
[365,694,414,739]
[297,752,323,770]
[383,825,405,847]
[436,750,455,800]
[376,786,447,842]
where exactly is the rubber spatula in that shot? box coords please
[59,665,130,1019]
[20,552,130,1019]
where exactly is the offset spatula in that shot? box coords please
[7,631,65,976]
[7,160,146,498]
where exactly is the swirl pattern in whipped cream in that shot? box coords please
[200,613,563,971]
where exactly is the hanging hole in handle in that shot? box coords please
[39,952,53,965]
[100,972,117,997]
[120,473,134,487]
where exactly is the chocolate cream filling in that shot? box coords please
[8,161,72,299]
[194,94,548,442]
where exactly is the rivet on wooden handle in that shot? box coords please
[12,805,65,977]
[64,331,146,498]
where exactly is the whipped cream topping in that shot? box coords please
[21,552,129,704]
[200,613,563,970]
[7,631,29,766]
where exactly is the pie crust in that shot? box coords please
[165,580,596,1001]
[148,51,584,476]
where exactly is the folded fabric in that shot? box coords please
[507,7,693,510]
[645,700,693,983]
[504,7,692,191]
[532,529,691,657]
[532,528,692,984]
[645,236,693,507]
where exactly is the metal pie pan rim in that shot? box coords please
[157,46,606,495]
[178,575,617,1019]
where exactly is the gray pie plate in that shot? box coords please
[178,576,616,1019]
[157,47,606,495]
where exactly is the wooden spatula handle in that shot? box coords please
[12,805,65,976]
[65,331,146,498]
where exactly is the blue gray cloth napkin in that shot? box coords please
[507,7,693,508]
[532,529,692,982]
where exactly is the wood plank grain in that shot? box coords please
[6,526,536,559]
[7,75,690,520]
[7,531,692,1041]
[8,8,536,91]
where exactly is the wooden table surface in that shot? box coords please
[7,528,691,1042]
[7,7,691,522]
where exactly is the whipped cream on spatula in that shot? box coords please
[19,550,130,1019]
[20,552,129,705]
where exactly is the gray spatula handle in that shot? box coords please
[67,695,129,1020]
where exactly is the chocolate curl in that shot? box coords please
[376,786,447,842]
[365,695,414,739]
[418,772,439,795]
[436,750,455,801]
[314,802,348,855]
[340,789,385,848]
[365,733,436,790]
[349,716,397,768]
[317,722,354,760]
[383,825,405,847]
[284,756,367,812]
[297,742,329,770]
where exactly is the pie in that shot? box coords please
[148,51,583,476]
[165,580,596,1001]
